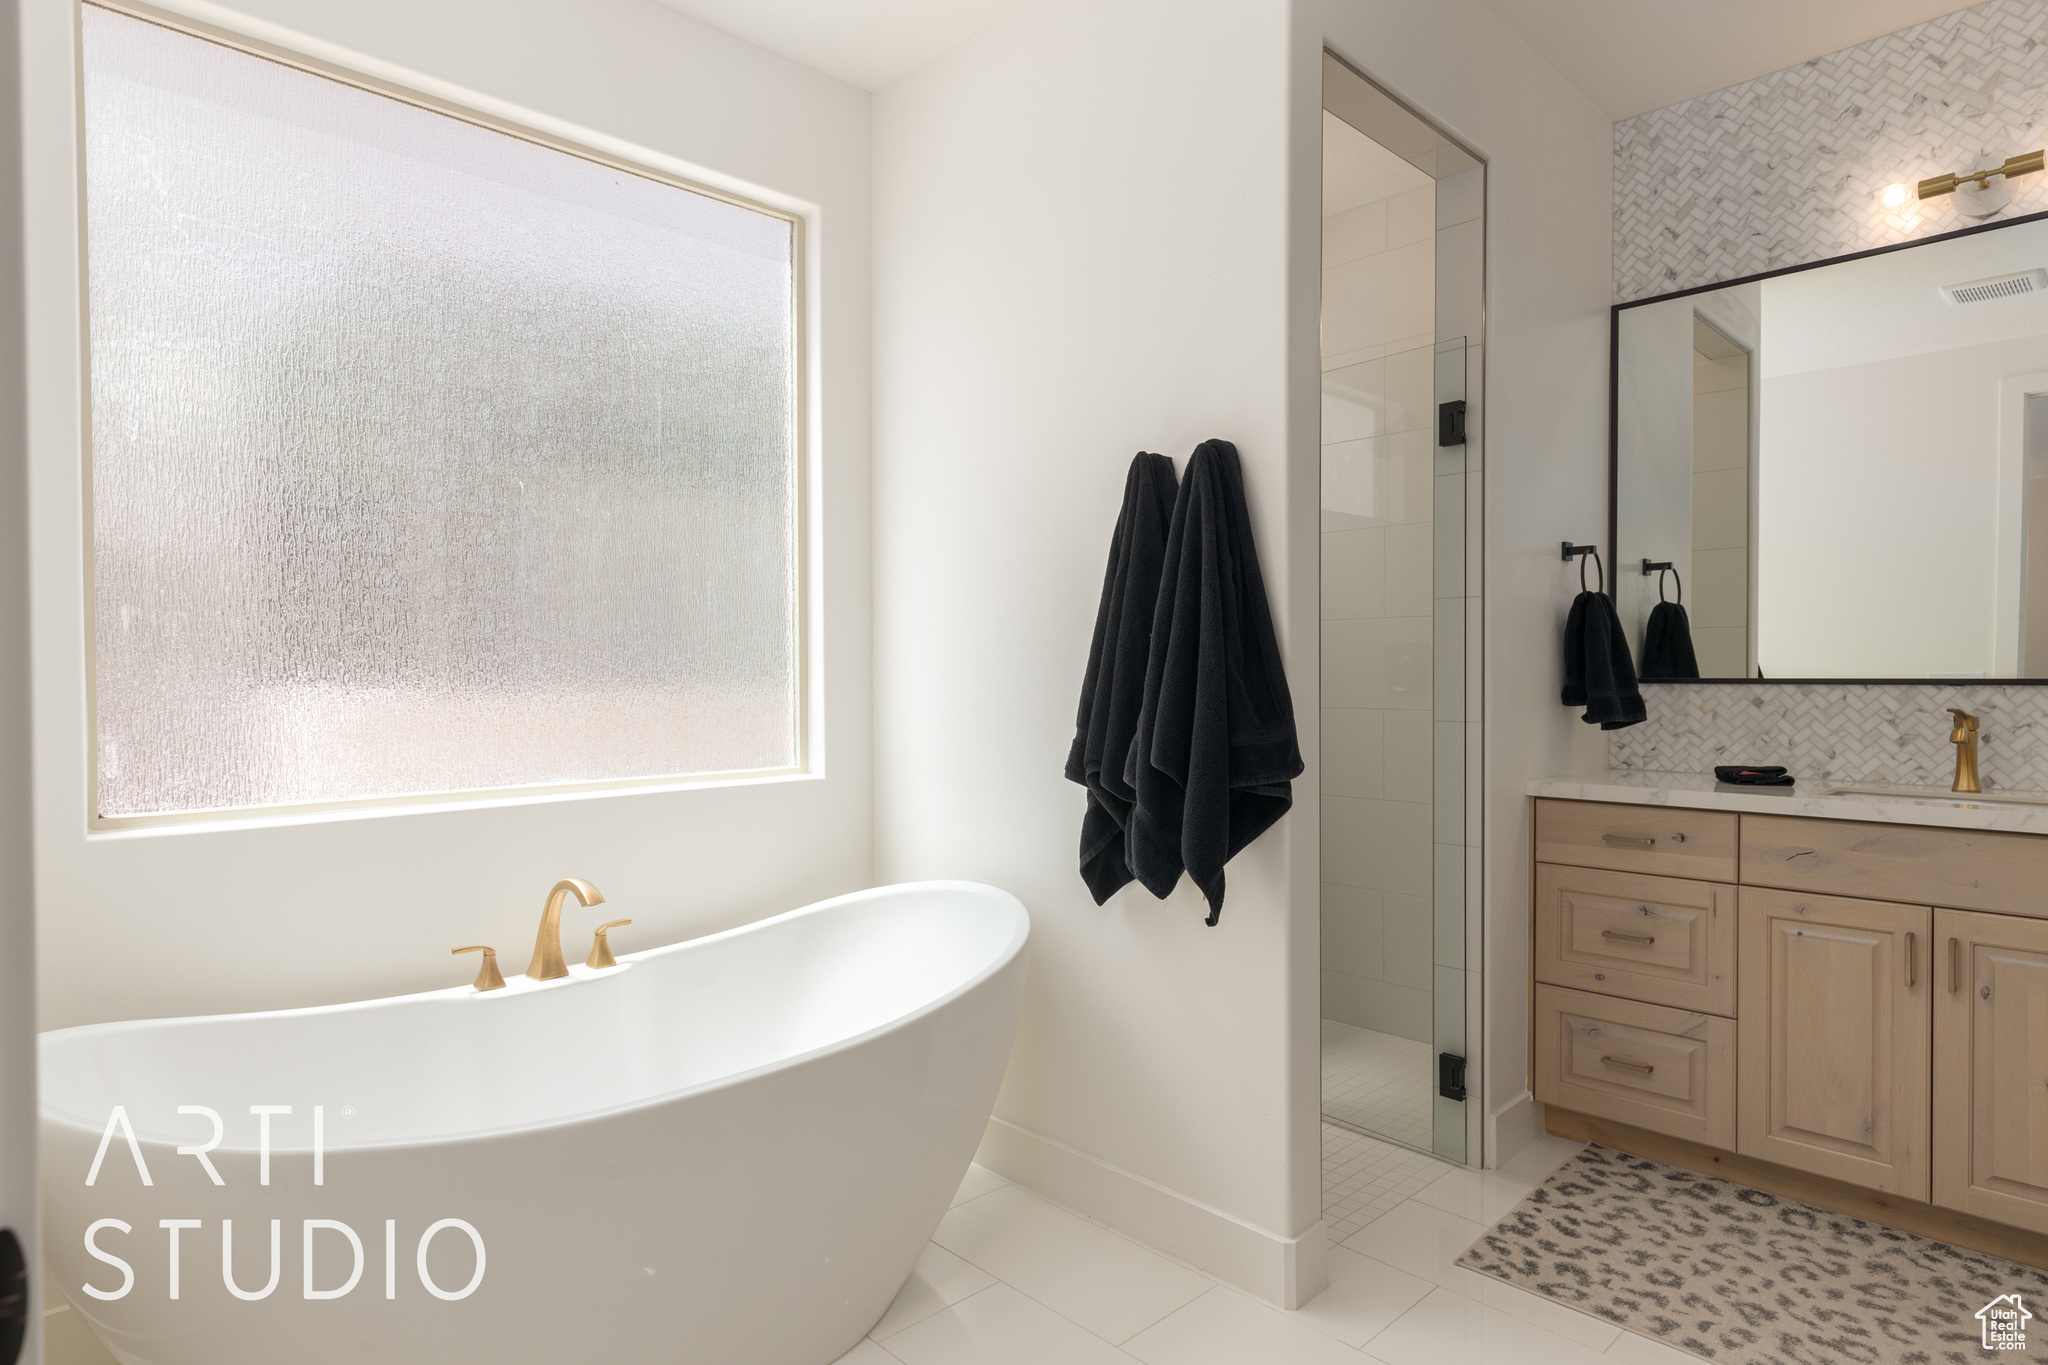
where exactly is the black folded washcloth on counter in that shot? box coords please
[1714,765,1794,787]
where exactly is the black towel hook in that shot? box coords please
[1642,559,1682,605]
[1562,542,1603,595]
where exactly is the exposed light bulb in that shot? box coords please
[1881,182,1912,209]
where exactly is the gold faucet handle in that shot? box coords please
[1948,707,1980,729]
[452,945,507,991]
[586,919,633,970]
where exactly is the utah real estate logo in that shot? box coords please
[1979,1294,2033,1352]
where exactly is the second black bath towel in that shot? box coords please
[1126,439,1302,925]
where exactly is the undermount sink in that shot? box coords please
[1825,783,2048,808]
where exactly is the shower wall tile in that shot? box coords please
[1322,795,1433,897]
[1382,345,1434,430]
[1613,0,2048,302]
[1383,891,1435,990]
[1384,709,1434,793]
[1610,682,2048,790]
[1322,970,1431,1043]
[1321,526,1386,619]
[1320,882,1384,981]
[1386,183,1436,249]
[1320,708,1385,798]
[1323,200,1387,268]
[1435,166,1483,230]
[1322,616,1433,710]
[1384,522,1433,617]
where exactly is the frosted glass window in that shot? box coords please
[82,6,800,818]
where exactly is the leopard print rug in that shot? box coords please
[1456,1144,2047,1363]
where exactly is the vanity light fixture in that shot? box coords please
[1916,151,2046,218]
[1879,181,1921,228]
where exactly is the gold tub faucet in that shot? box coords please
[1949,708,1982,793]
[526,878,606,981]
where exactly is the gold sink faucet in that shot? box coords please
[526,878,606,981]
[1948,708,1982,793]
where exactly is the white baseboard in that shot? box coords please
[974,1116,1329,1309]
[1488,1088,1541,1168]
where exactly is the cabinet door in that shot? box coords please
[1934,910,2048,1234]
[1738,888,1931,1196]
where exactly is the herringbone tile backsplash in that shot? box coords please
[1611,684,2048,791]
[1614,0,2048,302]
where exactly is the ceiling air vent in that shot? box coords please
[1941,268,2048,304]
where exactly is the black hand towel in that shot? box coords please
[1639,600,1700,679]
[1126,439,1303,925]
[1561,590,1646,729]
[1066,452,1180,903]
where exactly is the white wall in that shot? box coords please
[1757,334,2048,677]
[1313,0,1613,1165]
[872,0,1320,1303]
[0,0,43,1355]
[22,0,874,1030]
[872,0,1610,1305]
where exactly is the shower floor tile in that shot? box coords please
[1321,1121,1452,1243]
[1321,1017,1434,1150]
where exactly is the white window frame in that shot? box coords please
[78,0,814,830]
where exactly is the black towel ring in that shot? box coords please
[1562,541,1603,595]
[1643,559,1682,605]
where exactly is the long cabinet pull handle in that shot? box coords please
[1601,834,1657,847]
[1601,1056,1654,1075]
[1950,937,1961,994]
[1905,932,1916,988]
[1601,930,1656,946]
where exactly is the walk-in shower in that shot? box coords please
[1319,54,1483,1164]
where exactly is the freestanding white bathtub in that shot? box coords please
[40,880,1029,1365]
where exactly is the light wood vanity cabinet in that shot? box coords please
[1736,888,1930,1197]
[1533,795,2048,1260]
[1935,910,2048,1235]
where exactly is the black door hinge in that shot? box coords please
[1438,1052,1468,1102]
[1437,399,1467,447]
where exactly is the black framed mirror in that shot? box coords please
[1609,210,2048,683]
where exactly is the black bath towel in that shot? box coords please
[1126,439,1302,925]
[1066,452,1181,903]
[1561,590,1646,729]
[1639,600,1700,679]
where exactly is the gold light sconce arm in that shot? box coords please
[1919,150,2046,200]
[453,945,507,991]
[586,919,633,970]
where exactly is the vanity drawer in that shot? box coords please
[1534,799,1738,881]
[1535,864,1736,1015]
[1533,983,1735,1148]
[1742,815,2048,919]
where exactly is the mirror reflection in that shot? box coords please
[1613,215,2048,680]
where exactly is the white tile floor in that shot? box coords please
[1320,1019,1433,1149]
[1320,1122,1448,1241]
[841,1133,1701,1364]
[49,1130,1680,1365]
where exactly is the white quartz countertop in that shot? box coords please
[1528,770,2048,835]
